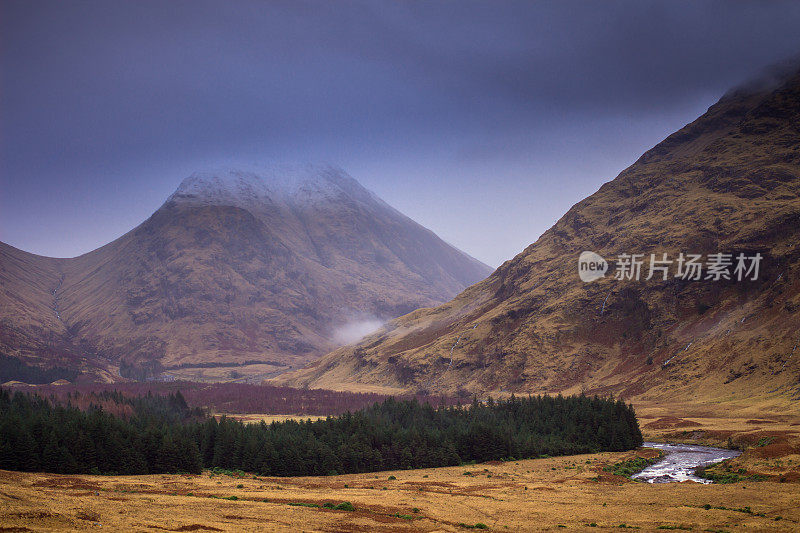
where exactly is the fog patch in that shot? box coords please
[332,317,385,345]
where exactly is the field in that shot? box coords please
[213,413,326,424]
[2,406,800,532]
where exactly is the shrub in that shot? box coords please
[695,462,767,484]
[756,436,775,447]
[603,456,656,477]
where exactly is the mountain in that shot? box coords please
[277,65,800,407]
[0,165,491,381]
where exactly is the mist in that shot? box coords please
[332,317,385,346]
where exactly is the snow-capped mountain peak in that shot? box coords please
[168,163,368,207]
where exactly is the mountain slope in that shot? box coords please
[0,165,491,380]
[278,67,800,406]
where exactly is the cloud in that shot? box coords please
[331,317,385,346]
[4,0,800,261]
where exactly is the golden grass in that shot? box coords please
[212,413,325,424]
[2,410,800,532]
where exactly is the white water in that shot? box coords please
[632,442,740,484]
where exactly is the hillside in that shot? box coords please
[278,67,800,407]
[0,165,491,380]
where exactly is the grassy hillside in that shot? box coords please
[277,67,800,410]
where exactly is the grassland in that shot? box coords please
[2,407,799,532]
[213,413,326,424]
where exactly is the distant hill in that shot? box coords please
[277,66,800,408]
[0,165,491,380]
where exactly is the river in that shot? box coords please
[632,442,741,483]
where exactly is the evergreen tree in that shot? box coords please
[0,388,641,477]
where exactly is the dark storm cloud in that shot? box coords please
[2,1,800,263]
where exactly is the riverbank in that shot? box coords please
[636,403,800,484]
[634,443,741,483]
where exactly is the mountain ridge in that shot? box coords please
[0,166,491,381]
[275,66,800,408]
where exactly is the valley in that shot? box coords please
[3,5,800,532]
[275,64,800,409]
[1,405,798,532]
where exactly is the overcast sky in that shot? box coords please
[2,1,800,267]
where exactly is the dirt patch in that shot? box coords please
[75,510,100,521]
[0,472,26,484]
[749,442,797,459]
[460,482,517,493]
[746,419,777,424]
[644,417,703,429]
[400,481,458,494]
[780,472,800,482]
[149,525,224,532]
[586,471,627,484]
[111,482,153,492]
[661,429,736,444]
[735,430,792,448]
[31,477,100,491]
[3,512,59,520]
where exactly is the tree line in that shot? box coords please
[0,354,78,384]
[0,388,642,476]
[0,390,203,474]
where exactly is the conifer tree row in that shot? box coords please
[0,354,78,384]
[0,390,203,474]
[0,389,642,476]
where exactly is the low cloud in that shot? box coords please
[332,317,384,345]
